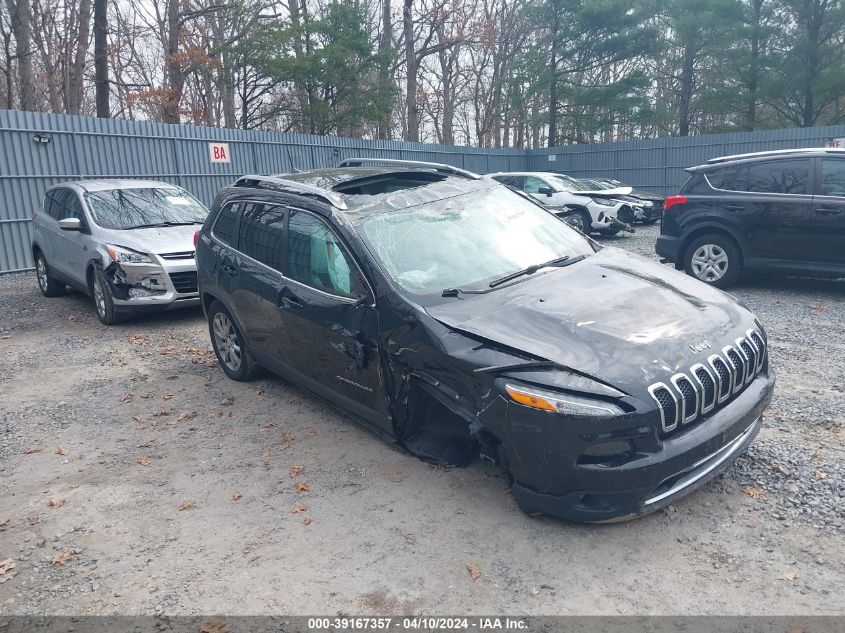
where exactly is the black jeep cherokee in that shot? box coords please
[196,158,774,523]
[657,148,845,288]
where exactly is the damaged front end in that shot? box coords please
[102,245,169,302]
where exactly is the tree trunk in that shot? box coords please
[547,6,559,148]
[744,0,762,130]
[802,0,820,127]
[6,0,35,110]
[214,13,236,128]
[94,0,108,117]
[403,0,419,142]
[678,42,695,136]
[67,0,92,115]
[376,0,392,140]
[162,0,184,124]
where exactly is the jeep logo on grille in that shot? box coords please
[689,340,711,354]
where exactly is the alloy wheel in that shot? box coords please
[212,312,242,372]
[36,257,48,292]
[93,275,107,318]
[691,243,729,283]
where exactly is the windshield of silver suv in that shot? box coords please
[355,186,594,296]
[85,187,208,230]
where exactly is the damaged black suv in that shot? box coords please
[196,159,775,523]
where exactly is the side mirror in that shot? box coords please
[58,217,82,231]
[538,186,554,197]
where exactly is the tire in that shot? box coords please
[34,252,66,297]
[561,210,591,235]
[91,264,121,325]
[683,233,742,288]
[208,300,258,381]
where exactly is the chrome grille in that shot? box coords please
[160,251,195,260]
[649,331,767,434]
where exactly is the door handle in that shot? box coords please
[724,204,745,212]
[222,264,238,276]
[281,296,303,310]
[815,208,842,216]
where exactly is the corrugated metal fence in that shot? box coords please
[530,124,845,196]
[2,109,845,273]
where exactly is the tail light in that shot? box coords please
[664,195,688,210]
[193,230,200,248]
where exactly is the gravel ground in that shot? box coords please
[0,223,843,616]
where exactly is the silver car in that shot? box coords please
[31,180,208,324]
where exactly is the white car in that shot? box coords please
[489,171,634,235]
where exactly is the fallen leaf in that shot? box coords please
[741,486,765,499]
[163,393,174,401]
[177,411,197,422]
[291,503,308,514]
[179,501,195,511]
[232,492,242,501]
[261,451,271,465]
[199,619,227,633]
[777,572,798,581]
[55,447,69,456]
[261,421,277,429]
[137,457,151,466]
[0,559,15,574]
[140,393,153,399]
[221,397,235,406]
[127,334,151,346]
[48,497,64,509]
[303,517,313,526]
[772,464,792,476]
[120,394,134,403]
[467,561,482,581]
[281,432,293,450]
[23,446,42,454]
[306,428,317,436]
[289,465,304,478]
[51,552,72,565]
[0,518,9,528]
[815,470,827,480]
[152,410,170,417]
[256,389,265,396]
[294,481,310,494]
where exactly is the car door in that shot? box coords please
[277,209,390,430]
[52,189,93,286]
[228,202,288,361]
[721,158,812,273]
[37,188,69,270]
[810,156,845,272]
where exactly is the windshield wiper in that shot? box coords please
[131,221,203,229]
[488,255,582,288]
[441,287,489,298]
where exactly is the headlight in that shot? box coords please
[590,197,614,207]
[107,244,153,264]
[504,383,624,417]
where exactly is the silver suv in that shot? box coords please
[31,180,208,324]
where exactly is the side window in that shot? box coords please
[46,189,69,219]
[238,203,286,271]
[61,192,85,222]
[704,166,738,190]
[820,159,845,196]
[212,202,240,246]
[287,211,367,299]
[523,176,546,194]
[682,175,711,194]
[732,160,809,194]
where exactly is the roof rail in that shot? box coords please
[233,175,348,210]
[337,157,481,180]
[706,147,845,164]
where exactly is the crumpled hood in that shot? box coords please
[426,248,759,397]
[103,225,199,256]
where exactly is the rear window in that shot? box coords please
[704,166,738,190]
[821,159,845,196]
[680,175,711,194]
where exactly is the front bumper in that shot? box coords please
[505,369,775,522]
[106,258,200,311]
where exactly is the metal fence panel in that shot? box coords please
[529,124,845,195]
[3,109,845,274]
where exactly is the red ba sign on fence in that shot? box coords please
[209,142,231,163]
